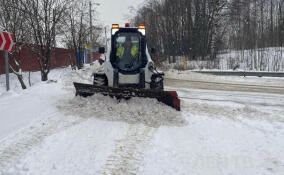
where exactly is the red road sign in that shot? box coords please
[0,31,14,51]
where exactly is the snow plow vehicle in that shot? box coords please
[74,23,181,111]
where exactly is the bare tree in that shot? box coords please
[132,0,227,61]
[63,0,103,70]
[63,1,89,69]
[19,0,72,81]
[0,0,31,89]
[132,0,283,72]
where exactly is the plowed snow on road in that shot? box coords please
[58,95,185,128]
[0,65,284,175]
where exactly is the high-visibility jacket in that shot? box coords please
[116,45,138,59]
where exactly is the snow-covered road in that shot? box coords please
[0,66,284,175]
[166,78,284,95]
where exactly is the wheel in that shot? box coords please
[156,80,164,90]
[93,74,108,86]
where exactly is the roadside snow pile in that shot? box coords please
[0,67,71,95]
[0,62,102,95]
[57,94,186,128]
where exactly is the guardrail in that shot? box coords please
[193,71,284,77]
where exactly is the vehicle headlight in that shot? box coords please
[148,62,154,71]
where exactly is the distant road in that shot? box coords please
[193,71,284,77]
[165,78,284,95]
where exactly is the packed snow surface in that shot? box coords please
[0,62,284,175]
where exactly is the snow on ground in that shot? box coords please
[140,88,284,175]
[58,94,185,128]
[162,47,284,71]
[0,67,70,140]
[0,62,284,175]
[217,47,284,71]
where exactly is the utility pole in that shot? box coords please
[105,27,107,48]
[89,1,93,46]
[5,51,9,91]
[0,31,14,91]
[89,1,100,50]
[53,9,56,48]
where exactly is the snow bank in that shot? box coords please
[0,62,102,95]
[161,47,284,71]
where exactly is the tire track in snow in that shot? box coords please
[101,125,157,175]
[0,114,87,171]
[0,64,101,172]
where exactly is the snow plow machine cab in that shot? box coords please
[74,23,181,111]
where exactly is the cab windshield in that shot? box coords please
[114,33,142,71]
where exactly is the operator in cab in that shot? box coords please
[116,36,140,71]
[116,37,139,60]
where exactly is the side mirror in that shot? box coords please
[151,48,156,54]
[99,47,105,54]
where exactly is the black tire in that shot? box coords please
[155,80,164,90]
[93,74,108,86]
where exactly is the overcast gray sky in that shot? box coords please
[96,0,146,27]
